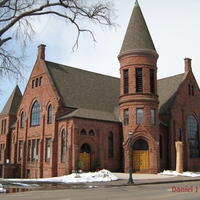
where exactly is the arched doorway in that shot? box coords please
[79,143,91,171]
[133,139,149,172]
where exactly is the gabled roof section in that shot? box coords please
[1,85,22,115]
[158,74,184,114]
[45,61,120,112]
[120,0,156,54]
[58,108,119,122]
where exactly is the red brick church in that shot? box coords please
[1,1,200,178]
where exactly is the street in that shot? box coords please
[1,181,200,200]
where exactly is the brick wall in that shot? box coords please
[119,50,160,173]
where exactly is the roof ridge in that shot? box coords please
[45,60,119,79]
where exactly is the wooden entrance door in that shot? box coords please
[79,153,90,171]
[79,143,91,171]
[133,139,149,171]
[133,150,149,171]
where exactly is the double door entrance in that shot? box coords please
[132,140,149,172]
[133,150,149,171]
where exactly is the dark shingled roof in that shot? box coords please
[45,60,184,119]
[1,85,22,115]
[120,0,156,54]
[58,108,119,122]
[158,74,184,114]
[0,61,184,121]
[45,61,120,113]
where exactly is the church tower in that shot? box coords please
[118,1,160,173]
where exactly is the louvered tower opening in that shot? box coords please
[136,68,143,92]
[150,69,155,93]
[124,69,129,94]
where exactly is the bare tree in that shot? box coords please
[0,0,117,85]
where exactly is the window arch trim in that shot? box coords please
[47,104,53,124]
[30,100,41,126]
[21,111,25,128]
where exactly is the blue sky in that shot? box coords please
[1,0,200,111]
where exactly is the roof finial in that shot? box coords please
[135,0,139,7]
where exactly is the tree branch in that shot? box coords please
[0,0,117,88]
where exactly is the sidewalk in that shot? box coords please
[84,173,200,187]
[1,173,200,191]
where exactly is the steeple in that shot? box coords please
[118,1,160,174]
[1,85,22,115]
[119,0,156,57]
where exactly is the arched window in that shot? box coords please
[80,143,90,153]
[108,132,113,158]
[188,84,191,95]
[191,85,194,96]
[35,78,38,87]
[32,80,35,88]
[133,139,148,150]
[21,111,25,128]
[89,129,94,136]
[47,104,52,124]
[39,77,42,86]
[61,129,66,162]
[80,129,86,135]
[187,115,199,158]
[31,101,40,126]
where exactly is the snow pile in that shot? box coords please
[0,184,6,193]
[160,170,200,177]
[5,169,118,184]
[38,169,118,183]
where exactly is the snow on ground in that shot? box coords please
[160,170,200,177]
[4,169,118,184]
[0,184,6,193]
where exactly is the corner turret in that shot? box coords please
[118,0,160,174]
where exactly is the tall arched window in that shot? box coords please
[21,111,25,128]
[31,101,40,126]
[187,115,199,158]
[61,129,66,162]
[108,132,113,158]
[47,104,52,124]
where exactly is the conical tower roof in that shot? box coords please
[1,85,22,115]
[119,0,156,55]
